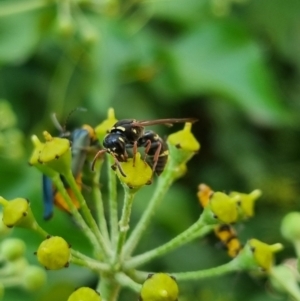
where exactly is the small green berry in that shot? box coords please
[139,273,179,301]
[67,287,101,301]
[281,212,300,242]
[22,266,47,291]
[0,238,26,261]
[36,236,70,270]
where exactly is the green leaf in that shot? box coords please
[0,9,50,65]
[169,20,292,126]
[144,0,208,25]
[88,18,133,111]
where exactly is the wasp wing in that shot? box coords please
[131,118,198,127]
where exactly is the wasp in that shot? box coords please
[214,224,242,258]
[43,110,99,220]
[92,118,197,177]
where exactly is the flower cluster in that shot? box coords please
[0,108,294,301]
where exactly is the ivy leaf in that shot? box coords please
[168,20,292,126]
[0,8,51,65]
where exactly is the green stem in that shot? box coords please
[115,272,141,293]
[70,257,109,274]
[52,175,99,249]
[123,166,176,256]
[293,240,300,258]
[172,259,240,281]
[115,188,136,259]
[0,0,53,17]
[125,221,213,269]
[92,160,110,245]
[31,222,49,239]
[71,249,110,272]
[64,170,111,257]
[107,157,119,248]
[99,276,121,301]
[269,268,300,301]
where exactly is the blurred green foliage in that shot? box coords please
[0,0,300,300]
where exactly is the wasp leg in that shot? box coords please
[132,141,138,167]
[151,141,162,174]
[91,149,107,171]
[110,152,127,177]
[143,139,152,163]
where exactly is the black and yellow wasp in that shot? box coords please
[92,118,197,176]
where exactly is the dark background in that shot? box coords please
[0,0,300,300]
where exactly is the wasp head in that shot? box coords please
[103,133,128,162]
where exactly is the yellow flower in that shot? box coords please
[230,189,262,219]
[168,123,200,152]
[29,132,72,177]
[202,192,238,225]
[39,131,72,176]
[236,239,283,272]
[167,122,200,167]
[117,152,153,190]
[95,108,118,142]
[29,135,57,178]
[0,197,34,229]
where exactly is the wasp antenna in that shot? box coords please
[63,107,88,132]
[51,113,64,132]
[189,118,198,123]
[91,149,107,171]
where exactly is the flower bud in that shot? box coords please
[139,273,179,301]
[167,123,200,166]
[280,212,300,243]
[117,152,153,191]
[36,236,70,270]
[0,197,37,229]
[0,238,26,261]
[201,192,238,225]
[22,265,47,291]
[229,189,261,219]
[236,239,283,272]
[67,287,101,301]
[95,108,118,142]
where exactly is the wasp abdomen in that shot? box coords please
[137,130,169,175]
